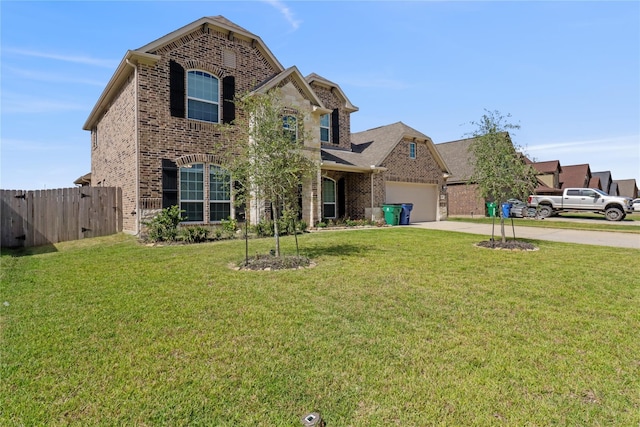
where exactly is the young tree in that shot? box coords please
[223,89,318,257]
[466,109,538,243]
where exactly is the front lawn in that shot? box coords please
[2,229,639,426]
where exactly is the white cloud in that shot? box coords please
[261,0,302,30]
[3,48,118,68]
[527,135,639,155]
[1,138,77,152]
[4,66,106,86]
[2,97,86,114]
[526,135,640,180]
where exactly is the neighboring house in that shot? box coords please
[435,137,485,217]
[592,171,613,194]
[83,16,449,234]
[614,179,639,198]
[559,164,592,189]
[527,159,562,195]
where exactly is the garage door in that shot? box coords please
[385,181,438,222]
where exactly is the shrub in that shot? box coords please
[220,217,237,234]
[144,206,184,242]
[181,226,209,243]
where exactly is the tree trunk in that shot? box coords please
[272,201,281,257]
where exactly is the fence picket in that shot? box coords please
[0,187,123,248]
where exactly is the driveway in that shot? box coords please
[410,221,640,249]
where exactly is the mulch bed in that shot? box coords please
[234,254,315,271]
[476,240,538,251]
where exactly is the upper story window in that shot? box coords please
[283,115,298,143]
[320,114,330,143]
[409,142,416,159]
[187,70,219,123]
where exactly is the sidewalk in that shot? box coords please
[409,221,640,249]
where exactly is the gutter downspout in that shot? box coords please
[125,59,140,235]
[370,165,378,221]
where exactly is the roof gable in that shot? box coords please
[434,137,476,183]
[306,73,358,112]
[559,164,591,189]
[251,66,327,110]
[137,16,283,71]
[84,16,284,130]
[322,122,448,172]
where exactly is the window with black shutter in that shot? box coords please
[162,159,178,208]
[222,76,236,124]
[331,108,340,145]
[169,60,185,118]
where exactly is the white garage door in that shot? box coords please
[385,181,438,222]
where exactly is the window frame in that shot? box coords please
[177,162,233,224]
[209,165,232,222]
[322,177,337,219]
[409,142,416,159]
[283,114,298,143]
[180,163,205,222]
[186,70,220,123]
[320,113,330,144]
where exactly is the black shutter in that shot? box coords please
[169,60,185,118]
[331,108,340,145]
[338,178,346,218]
[162,159,178,208]
[222,76,236,124]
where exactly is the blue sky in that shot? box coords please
[1,0,638,190]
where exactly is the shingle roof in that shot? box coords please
[305,73,358,112]
[613,179,638,198]
[559,164,590,189]
[530,160,561,174]
[321,122,447,172]
[434,137,476,183]
[591,171,612,193]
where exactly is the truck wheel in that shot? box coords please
[605,207,624,221]
[537,205,553,218]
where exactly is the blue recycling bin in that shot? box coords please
[399,203,413,225]
[501,203,512,218]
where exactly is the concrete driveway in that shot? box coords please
[410,221,640,249]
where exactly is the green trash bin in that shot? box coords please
[382,204,402,226]
[486,202,497,217]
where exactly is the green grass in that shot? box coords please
[2,230,639,426]
[449,213,640,234]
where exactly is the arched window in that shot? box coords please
[322,177,336,219]
[187,70,219,123]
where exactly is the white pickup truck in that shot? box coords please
[527,188,634,221]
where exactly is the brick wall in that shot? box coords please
[91,75,137,232]
[309,83,351,151]
[446,183,486,216]
[381,137,444,185]
[136,26,280,202]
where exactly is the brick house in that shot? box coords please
[83,16,449,233]
[434,137,486,217]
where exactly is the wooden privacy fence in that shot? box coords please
[1,187,122,248]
